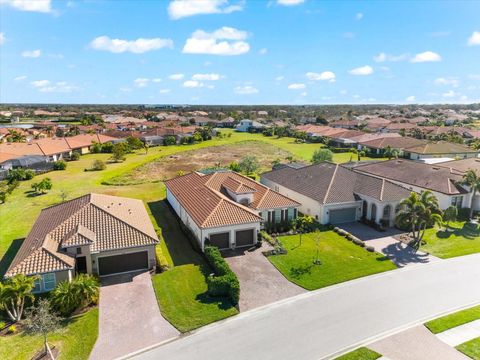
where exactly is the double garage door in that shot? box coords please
[329,207,357,224]
[98,251,148,276]
[209,229,255,249]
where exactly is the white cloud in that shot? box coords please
[411,51,442,63]
[21,49,41,58]
[349,65,373,75]
[340,90,347,95]
[14,75,27,81]
[183,27,250,56]
[183,80,203,88]
[152,78,162,83]
[134,78,150,87]
[159,89,171,94]
[275,76,284,81]
[288,83,306,90]
[356,12,363,20]
[277,0,304,6]
[31,80,78,93]
[300,91,307,96]
[192,73,221,81]
[406,95,416,102]
[234,85,258,94]
[305,71,336,82]
[90,36,173,54]
[259,48,268,55]
[168,0,243,20]
[434,77,459,87]
[468,31,480,46]
[169,73,185,80]
[442,90,457,98]
[0,32,4,45]
[373,52,408,62]
[1,0,51,13]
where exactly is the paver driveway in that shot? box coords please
[89,271,179,360]
[340,222,440,268]
[224,244,306,311]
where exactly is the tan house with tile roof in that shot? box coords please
[165,171,300,250]
[6,193,159,292]
[261,162,411,226]
[402,141,479,160]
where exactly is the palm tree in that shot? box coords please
[0,274,38,322]
[396,191,443,250]
[74,274,99,308]
[51,274,99,316]
[384,145,399,159]
[462,169,480,220]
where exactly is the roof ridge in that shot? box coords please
[323,163,339,204]
[41,244,74,268]
[380,179,385,201]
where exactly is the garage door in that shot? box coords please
[98,251,148,276]
[329,208,357,224]
[236,229,255,247]
[209,232,230,249]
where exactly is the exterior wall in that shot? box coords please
[90,245,156,275]
[225,188,254,204]
[261,177,323,220]
[32,270,72,293]
[407,152,478,160]
[355,194,400,226]
[259,207,297,227]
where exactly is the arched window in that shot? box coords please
[370,203,377,221]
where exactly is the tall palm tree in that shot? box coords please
[396,191,443,250]
[0,274,38,322]
[462,169,480,220]
[384,145,400,159]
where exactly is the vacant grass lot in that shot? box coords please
[457,337,480,359]
[268,232,396,290]
[0,308,98,360]
[425,305,480,334]
[335,347,382,360]
[421,221,480,259]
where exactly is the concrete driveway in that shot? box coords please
[340,222,440,268]
[224,244,306,311]
[89,271,179,360]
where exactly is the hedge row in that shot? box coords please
[333,227,374,252]
[204,246,240,305]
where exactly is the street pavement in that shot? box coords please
[128,254,480,360]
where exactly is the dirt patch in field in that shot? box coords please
[121,141,292,183]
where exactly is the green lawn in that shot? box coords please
[0,308,98,360]
[425,305,480,334]
[268,231,397,290]
[421,221,480,259]
[335,347,382,360]
[457,337,480,359]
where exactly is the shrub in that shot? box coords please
[312,148,333,163]
[53,160,67,170]
[155,245,170,272]
[259,231,275,246]
[164,136,176,146]
[365,246,375,252]
[353,238,366,247]
[204,246,240,305]
[457,207,471,221]
[70,152,80,161]
[345,233,353,240]
[7,325,16,334]
[91,159,106,171]
[0,321,6,329]
[50,274,99,316]
[25,169,35,180]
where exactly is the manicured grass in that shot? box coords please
[152,265,238,332]
[421,221,480,259]
[425,305,480,334]
[457,337,480,360]
[0,308,98,360]
[335,347,382,360]
[268,231,396,290]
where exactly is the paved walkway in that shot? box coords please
[340,222,440,268]
[436,319,480,346]
[369,325,470,360]
[89,271,179,360]
[224,244,306,311]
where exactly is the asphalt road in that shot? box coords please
[129,254,480,360]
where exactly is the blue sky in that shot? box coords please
[0,0,479,105]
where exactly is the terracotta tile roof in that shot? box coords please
[438,158,480,174]
[0,152,18,163]
[354,159,468,195]
[0,142,44,156]
[404,141,478,155]
[261,162,410,204]
[359,136,426,150]
[32,138,71,155]
[6,193,158,277]
[221,176,256,194]
[64,134,117,149]
[347,133,401,144]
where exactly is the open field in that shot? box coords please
[421,222,480,259]
[268,231,397,290]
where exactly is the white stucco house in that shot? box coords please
[235,119,265,133]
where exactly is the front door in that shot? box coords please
[76,256,87,273]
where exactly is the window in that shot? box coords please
[293,208,297,219]
[33,278,41,293]
[383,205,391,219]
[43,273,56,291]
[451,196,463,208]
[76,247,82,255]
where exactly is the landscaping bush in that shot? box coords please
[365,246,375,252]
[6,168,35,183]
[345,233,353,240]
[7,325,16,334]
[155,245,170,272]
[50,274,99,316]
[0,321,7,330]
[457,207,471,221]
[333,227,340,233]
[353,238,366,247]
[259,231,275,246]
[69,152,80,161]
[204,246,240,305]
[53,160,67,170]
[91,159,106,171]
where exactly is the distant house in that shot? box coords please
[5,193,159,291]
[358,136,426,156]
[261,162,410,226]
[165,171,299,250]
[235,119,265,133]
[403,141,479,160]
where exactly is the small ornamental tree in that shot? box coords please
[292,215,315,247]
[312,148,333,164]
[0,274,38,322]
[24,299,61,360]
[238,155,260,175]
[110,143,126,162]
[443,205,458,230]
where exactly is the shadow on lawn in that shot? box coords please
[436,223,480,240]
[0,238,24,277]
[289,264,313,279]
